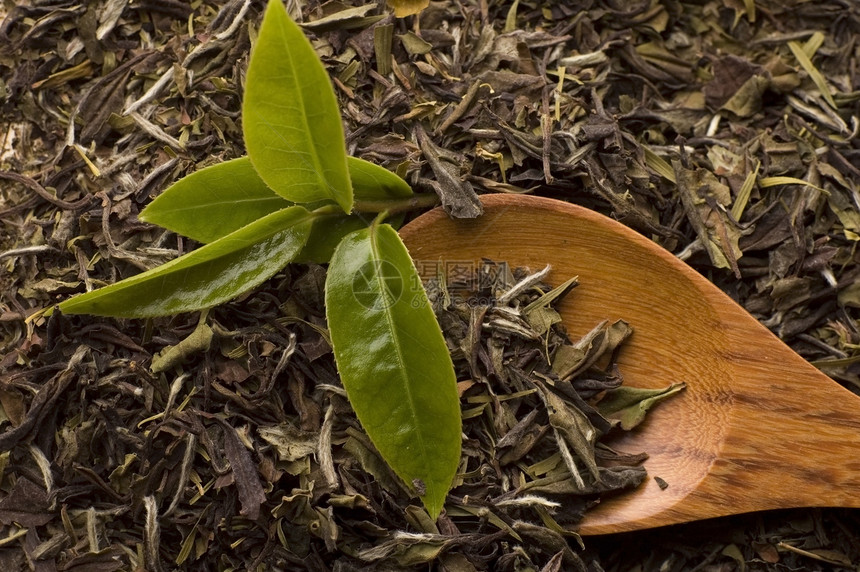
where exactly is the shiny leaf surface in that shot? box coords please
[243,1,352,212]
[139,157,291,244]
[295,214,372,264]
[325,223,460,518]
[296,157,413,261]
[57,207,313,317]
[139,156,411,250]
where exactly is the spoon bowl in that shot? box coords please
[399,194,860,535]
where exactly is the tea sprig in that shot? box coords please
[52,1,460,518]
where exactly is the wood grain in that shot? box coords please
[399,194,860,535]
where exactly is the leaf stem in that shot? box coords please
[312,204,347,217]
[352,193,440,215]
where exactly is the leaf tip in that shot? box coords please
[336,191,354,215]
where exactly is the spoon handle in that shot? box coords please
[582,274,860,534]
[707,313,860,515]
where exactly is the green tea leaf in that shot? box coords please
[348,156,413,200]
[140,157,410,242]
[139,156,412,262]
[295,214,372,264]
[325,223,460,518]
[291,157,414,261]
[139,157,292,244]
[57,206,313,317]
[243,1,352,213]
[597,382,687,430]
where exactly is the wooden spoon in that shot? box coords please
[398,193,860,536]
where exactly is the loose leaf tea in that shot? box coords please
[46,0,461,520]
[431,263,685,528]
[5,0,860,569]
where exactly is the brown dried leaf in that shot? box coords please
[387,0,430,18]
[219,420,266,521]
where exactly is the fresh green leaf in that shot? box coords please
[294,157,413,261]
[138,154,413,264]
[348,156,413,200]
[57,206,313,317]
[295,214,372,264]
[139,157,292,244]
[325,222,460,518]
[140,156,411,249]
[243,1,352,213]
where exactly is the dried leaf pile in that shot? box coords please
[2,0,860,570]
[429,264,684,569]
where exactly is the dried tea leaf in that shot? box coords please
[787,40,837,110]
[0,388,25,427]
[551,320,632,380]
[359,532,449,565]
[597,382,687,430]
[0,477,52,527]
[151,318,214,374]
[374,24,394,75]
[301,5,382,32]
[258,423,318,462]
[721,75,769,117]
[523,275,578,314]
[829,200,860,239]
[674,160,743,276]
[415,125,483,219]
[759,176,828,194]
[534,379,600,481]
[220,421,266,520]
[387,0,430,18]
[731,161,760,221]
[703,55,768,117]
[399,32,433,55]
[527,306,563,336]
[342,429,411,495]
[643,145,676,183]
